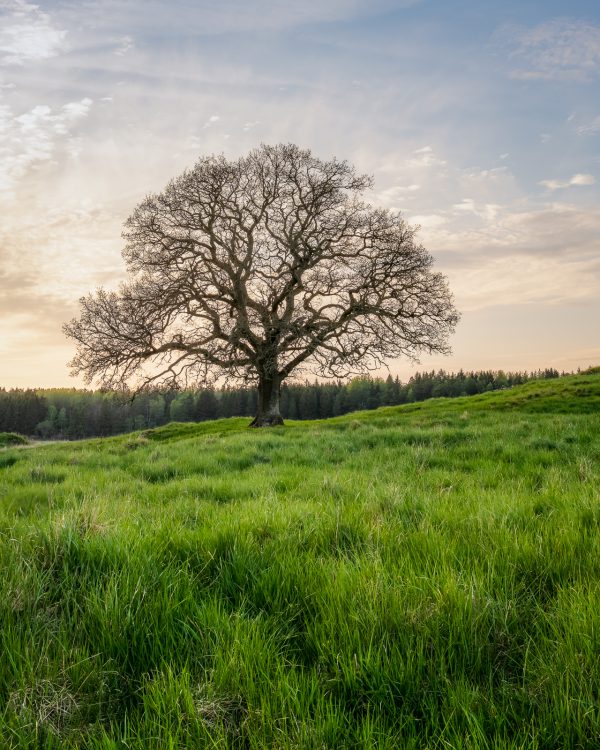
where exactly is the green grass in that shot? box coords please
[1,372,599,748]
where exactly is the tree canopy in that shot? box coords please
[65,144,459,426]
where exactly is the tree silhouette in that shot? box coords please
[64,144,459,426]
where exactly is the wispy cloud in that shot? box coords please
[202,114,220,129]
[0,98,93,193]
[420,202,600,311]
[406,146,446,168]
[501,18,600,81]
[408,213,446,229]
[450,253,600,311]
[539,173,596,191]
[113,35,134,56]
[0,0,67,65]
[452,199,501,221]
[576,115,600,135]
[64,0,420,36]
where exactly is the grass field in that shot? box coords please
[1,372,599,748]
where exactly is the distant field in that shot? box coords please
[1,373,599,748]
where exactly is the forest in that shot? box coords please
[0,368,562,440]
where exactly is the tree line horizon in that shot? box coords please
[0,368,563,440]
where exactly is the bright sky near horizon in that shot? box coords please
[1,0,599,388]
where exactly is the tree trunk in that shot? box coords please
[250,372,283,427]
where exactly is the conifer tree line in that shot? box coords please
[0,368,562,440]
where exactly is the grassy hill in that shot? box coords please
[1,372,599,748]
[0,432,28,448]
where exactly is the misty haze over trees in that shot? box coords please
[0,369,562,440]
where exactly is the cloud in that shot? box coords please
[372,148,597,313]
[502,19,600,81]
[406,146,446,168]
[0,0,67,65]
[503,203,600,247]
[0,198,123,313]
[539,173,596,191]
[430,202,600,258]
[375,184,421,210]
[449,253,600,311]
[396,195,600,315]
[465,167,508,181]
[0,97,93,193]
[576,115,600,136]
[452,199,502,221]
[202,114,220,129]
[66,0,420,36]
[408,213,446,229]
[114,35,134,56]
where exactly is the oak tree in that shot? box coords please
[64,144,459,426]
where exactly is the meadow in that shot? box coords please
[1,372,599,748]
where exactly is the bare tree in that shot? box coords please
[64,144,459,426]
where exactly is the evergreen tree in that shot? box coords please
[170,392,195,422]
[195,389,219,421]
[298,382,319,420]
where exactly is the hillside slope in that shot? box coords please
[0,373,599,748]
[136,370,600,444]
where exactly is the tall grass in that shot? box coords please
[0,373,599,748]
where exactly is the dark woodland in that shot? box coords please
[0,369,562,440]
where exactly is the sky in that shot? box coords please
[1,0,599,388]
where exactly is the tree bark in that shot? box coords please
[250,372,283,427]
